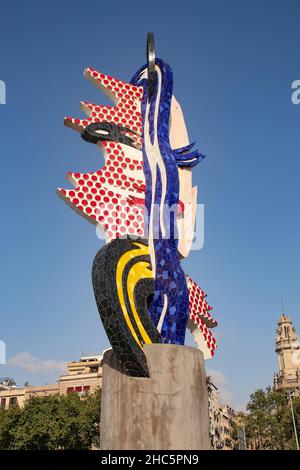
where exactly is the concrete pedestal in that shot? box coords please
[100,344,211,450]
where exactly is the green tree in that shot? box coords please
[0,404,23,449]
[0,389,101,450]
[245,387,300,450]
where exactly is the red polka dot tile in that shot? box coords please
[186,275,217,359]
[57,68,145,242]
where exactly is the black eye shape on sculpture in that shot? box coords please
[81,121,139,148]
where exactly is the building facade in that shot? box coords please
[59,354,103,395]
[207,377,222,449]
[0,353,104,410]
[206,376,236,450]
[219,405,236,450]
[274,314,300,396]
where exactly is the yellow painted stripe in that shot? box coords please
[127,260,153,344]
[116,243,151,349]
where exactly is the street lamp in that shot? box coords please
[287,391,299,450]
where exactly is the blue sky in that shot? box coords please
[0,0,300,409]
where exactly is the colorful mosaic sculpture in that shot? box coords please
[58,35,218,376]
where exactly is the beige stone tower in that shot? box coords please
[274,314,300,395]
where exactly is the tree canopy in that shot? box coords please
[0,389,101,450]
[244,387,300,450]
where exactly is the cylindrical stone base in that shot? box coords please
[100,344,211,450]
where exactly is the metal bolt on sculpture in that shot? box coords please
[58,34,218,377]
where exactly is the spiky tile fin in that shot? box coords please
[186,274,218,360]
[64,67,143,142]
[186,275,217,328]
